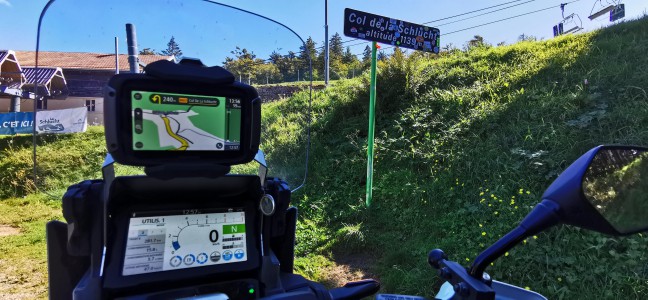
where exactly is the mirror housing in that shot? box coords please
[541,146,618,235]
[544,145,648,236]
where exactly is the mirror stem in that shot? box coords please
[469,200,561,279]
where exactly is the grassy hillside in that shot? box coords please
[0,16,647,299]
[264,16,648,299]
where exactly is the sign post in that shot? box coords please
[343,8,440,207]
[366,41,378,207]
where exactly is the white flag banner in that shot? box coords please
[36,107,88,134]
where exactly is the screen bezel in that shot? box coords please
[105,75,260,166]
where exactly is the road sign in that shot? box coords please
[343,8,440,53]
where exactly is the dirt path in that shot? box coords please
[0,224,45,299]
[318,252,381,289]
[0,225,20,237]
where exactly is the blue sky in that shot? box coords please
[1,0,646,66]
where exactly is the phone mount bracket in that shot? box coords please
[254,149,269,188]
[101,154,115,277]
[144,164,231,179]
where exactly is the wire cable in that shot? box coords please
[325,0,537,49]
[435,0,539,27]
[356,0,582,54]
[444,0,581,36]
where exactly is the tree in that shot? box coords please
[392,47,405,62]
[518,33,537,42]
[160,36,183,59]
[299,37,318,71]
[269,50,300,82]
[442,43,456,52]
[329,33,344,59]
[223,47,260,84]
[377,50,389,61]
[139,48,157,55]
[465,35,490,50]
[256,63,281,84]
[342,46,357,64]
[362,45,372,63]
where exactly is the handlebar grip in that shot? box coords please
[329,279,380,300]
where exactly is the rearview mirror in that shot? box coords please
[583,147,648,234]
[541,145,648,236]
[469,145,648,279]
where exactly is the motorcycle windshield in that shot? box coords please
[33,0,312,191]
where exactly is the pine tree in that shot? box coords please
[299,37,318,70]
[329,33,344,59]
[362,45,372,63]
[160,36,183,59]
[342,46,358,64]
[377,50,389,61]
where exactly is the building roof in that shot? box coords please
[21,67,69,99]
[14,51,174,71]
[23,67,63,85]
[0,50,26,92]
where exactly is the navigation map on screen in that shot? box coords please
[131,91,241,151]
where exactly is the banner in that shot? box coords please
[0,112,34,135]
[36,107,87,134]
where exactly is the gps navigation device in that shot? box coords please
[104,60,261,167]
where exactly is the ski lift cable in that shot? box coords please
[434,0,540,28]
[368,0,583,54]
[326,0,541,50]
[238,0,585,66]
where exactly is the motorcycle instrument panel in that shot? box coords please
[123,208,248,276]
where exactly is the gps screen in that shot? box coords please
[122,209,248,276]
[131,91,241,151]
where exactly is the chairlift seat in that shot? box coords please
[589,5,614,20]
[563,26,582,34]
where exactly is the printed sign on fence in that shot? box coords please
[0,112,35,135]
[36,107,88,134]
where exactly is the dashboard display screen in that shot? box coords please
[122,209,248,276]
[131,90,242,151]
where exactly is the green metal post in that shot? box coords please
[366,41,378,207]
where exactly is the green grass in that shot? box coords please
[2,16,648,299]
[0,193,62,299]
[263,16,648,299]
